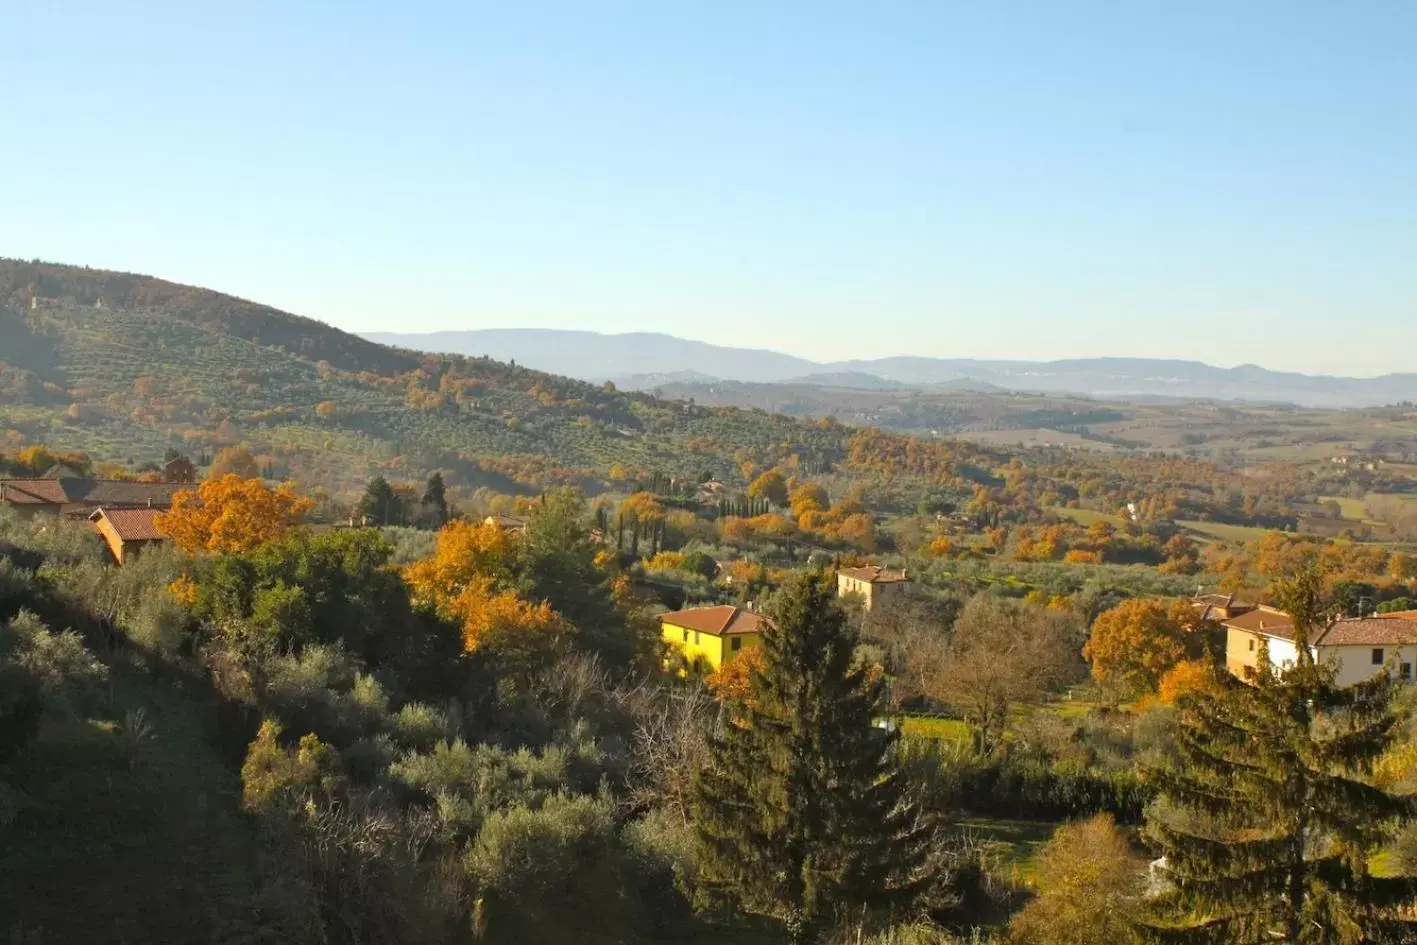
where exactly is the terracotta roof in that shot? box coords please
[660,605,771,636]
[0,479,68,504]
[1222,606,1296,641]
[1377,609,1417,621]
[838,565,909,584]
[0,478,182,509]
[1192,593,1256,621]
[90,507,168,542]
[1315,617,1417,647]
[484,514,528,530]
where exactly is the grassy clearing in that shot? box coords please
[899,715,971,743]
[1048,506,1125,527]
[1177,519,1279,543]
[958,817,1058,884]
[1322,495,1370,521]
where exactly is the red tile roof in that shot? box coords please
[90,507,168,542]
[1315,617,1417,647]
[660,605,771,636]
[0,478,182,509]
[1222,606,1296,641]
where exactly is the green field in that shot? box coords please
[1177,519,1279,543]
[899,715,971,743]
[958,818,1059,883]
[1048,506,1125,527]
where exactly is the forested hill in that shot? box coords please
[0,259,878,495]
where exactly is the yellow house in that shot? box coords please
[659,604,770,672]
[89,507,169,565]
[836,566,910,612]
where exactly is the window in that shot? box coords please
[682,629,689,642]
[1373,648,1385,666]
[730,637,742,652]
[1248,639,1255,652]
[694,631,700,645]
[1402,662,1412,681]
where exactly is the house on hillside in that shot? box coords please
[484,514,529,534]
[1192,592,1256,622]
[163,456,197,483]
[0,478,182,518]
[1222,604,1417,686]
[89,507,169,565]
[660,604,769,671]
[836,565,910,612]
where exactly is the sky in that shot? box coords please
[2,2,1414,375]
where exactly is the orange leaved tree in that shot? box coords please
[156,475,314,555]
[1082,597,1206,700]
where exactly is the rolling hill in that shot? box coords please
[367,329,1417,408]
[0,260,846,497]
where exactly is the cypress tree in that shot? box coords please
[692,571,931,940]
[420,472,448,526]
[1145,566,1417,943]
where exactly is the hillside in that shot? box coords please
[0,260,845,496]
[369,328,1417,408]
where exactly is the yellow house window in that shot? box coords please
[730,637,742,652]
[682,629,689,642]
[1248,639,1255,652]
[694,631,701,645]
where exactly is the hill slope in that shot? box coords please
[0,260,845,496]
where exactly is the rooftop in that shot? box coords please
[1316,616,1417,647]
[89,507,168,542]
[839,565,909,584]
[659,604,771,637]
[0,478,183,508]
[1222,605,1296,641]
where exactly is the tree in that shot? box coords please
[156,475,314,555]
[935,596,1082,754]
[692,571,932,938]
[523,488,648,672]
[359,476,399,526]
[747,470,789,508]
[1145,565,1417,942]
[209,445,259,480]
[1008,814,1143,945]
[790,482,829,518]
[1083,598,1206,700]
[421,472,448,526]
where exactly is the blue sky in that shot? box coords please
[2,1,1414,374]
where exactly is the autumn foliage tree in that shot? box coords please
[747,469,789,507]
[156,474,314,555]
[1082,598,1208,700]
[403,518,570,677]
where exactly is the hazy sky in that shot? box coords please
[3,2,1414,374]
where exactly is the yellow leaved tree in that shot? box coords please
[156,475,314,555]
[404,519,569,674]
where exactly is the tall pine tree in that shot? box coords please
[1146,565,1417,943]
[692,571,932,940]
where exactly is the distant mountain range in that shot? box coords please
[363,329,1417,408]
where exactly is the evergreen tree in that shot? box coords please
[358,475,397,526]
[692,571,931,940]
[421,472,448,526]
[1145,565,1417,943]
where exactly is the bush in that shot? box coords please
[3,609,107,715]
[464,791,617,930]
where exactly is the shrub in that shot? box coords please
[464,791,617,925]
